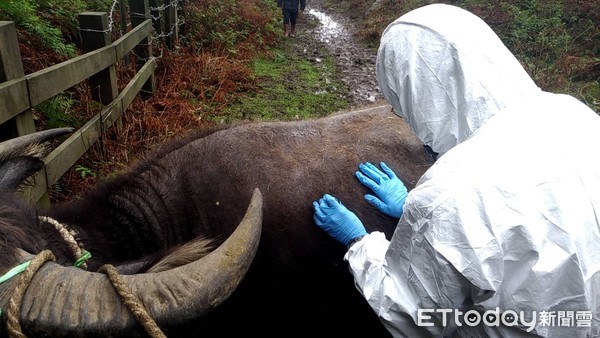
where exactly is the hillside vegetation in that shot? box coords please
[326,0,599,112]
[0,0,598,200]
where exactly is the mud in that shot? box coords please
[291,0,386,108]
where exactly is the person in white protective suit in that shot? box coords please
[313,3,600,338]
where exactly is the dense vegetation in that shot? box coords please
[0,0,112,59]
[0,0,283,199]
[327,0,599,113]
[0,0,598,200]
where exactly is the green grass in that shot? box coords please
[35,94,79,128]
[209,38,351,123]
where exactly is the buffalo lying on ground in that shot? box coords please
[0,105,433,337]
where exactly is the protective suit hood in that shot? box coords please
[376,4,540,156]
[346,4,600,337]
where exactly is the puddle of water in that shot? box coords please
[308,9,344,43]
[307,7,382,104]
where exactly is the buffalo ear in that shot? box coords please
[0,155,45,190]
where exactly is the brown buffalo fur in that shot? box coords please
[0,106,433,337]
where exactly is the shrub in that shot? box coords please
[181,0,279,54]
[0,0,76,57]
[0,0,112,57]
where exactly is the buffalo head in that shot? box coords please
[0,129,262,337]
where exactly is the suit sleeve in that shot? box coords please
[344,232,438,337]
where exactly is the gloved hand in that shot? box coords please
[355,162,408,218]
[313,194,367,247]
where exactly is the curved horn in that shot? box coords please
[0,188,262,336]
[0,128,74,157]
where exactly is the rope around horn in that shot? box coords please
[4,251,165,338]
[38,216,89,269]
[6,250,56,338]
[99,264,166,338]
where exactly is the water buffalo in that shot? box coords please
[0,105,433,337]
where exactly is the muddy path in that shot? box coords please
[289,0,386,109]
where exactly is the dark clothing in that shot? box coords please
[283,9,299,26]
[278,0,305,35]
[277,0,306,12]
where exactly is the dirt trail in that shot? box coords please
[292,0,386,109]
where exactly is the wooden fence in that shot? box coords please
[0,0,181,207]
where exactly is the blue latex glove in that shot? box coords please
[313,194,367,246]
[355,162,408,218]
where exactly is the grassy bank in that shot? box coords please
[211,38,349,123]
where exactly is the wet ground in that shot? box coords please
[291,0,386,109]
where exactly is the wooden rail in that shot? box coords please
[0,1,159,206]
[22,59,157,205]
[0,20,155,123]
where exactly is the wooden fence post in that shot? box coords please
[0,22,36,141]
[1,16,156,207]
[119,0,130,66]
[129,0,155,97]
[78,12,118,105]
[148,0,162,38]
[0,22,46,206]
[164,0,178,49]
[178,0,187,39]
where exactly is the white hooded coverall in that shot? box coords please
[345,4,600,338]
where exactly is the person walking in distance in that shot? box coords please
[277,0,306,37]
